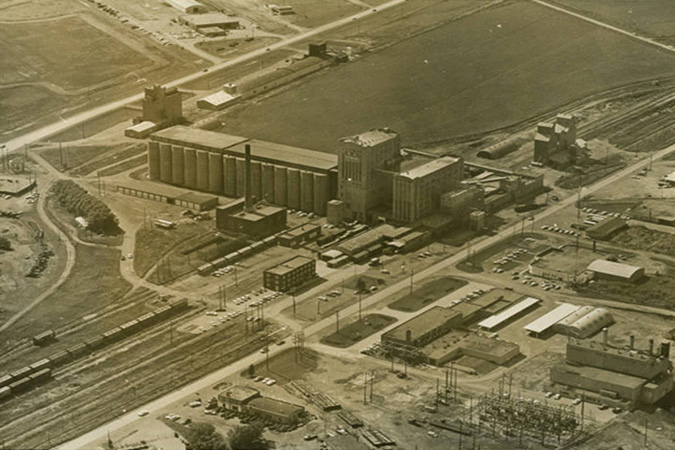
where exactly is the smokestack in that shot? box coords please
[629,335,635,350]
[244,144,252,212]
[661,342,671,359]
[602,327,608,346]
[649,338,654,355]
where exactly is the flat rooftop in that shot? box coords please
[265,255,314,277]
[0,176,34,194]
[279,223,321,237]
[181,12,239,26]
[248,397,304,416]
[383,307,461,343]
[340,128,398,147]
[478,297,540,331]
[397,156,461,180]
[151,126,247,151]
[224,139,337,172]
[220,385,260,402]
[524,303,580,335]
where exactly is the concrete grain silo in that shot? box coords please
[235,158,246,197]
[208,152,223,193]
[300,171,314,212]
[196,150,210,191]
[313,173,329,215]
[262,164,275,203]
[287,168,301,210]
[171,145,184,185]
[148,142,160,180]
[184,148,197,189]
[159,143,173,183]
[223,156,237,197]
[274,166,287,205]
[250,161,262,202]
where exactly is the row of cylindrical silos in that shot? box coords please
[147,142,330,214]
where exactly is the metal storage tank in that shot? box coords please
[223,156,237,197]
[251,162,262,202]
[235,157,245,197]
[262,164,275,203]
[274,166,287,205]
[196,150,210,191]
[300,171,314,212]
[208,152,223,193]
[148,142,160,180]
[184,148,197,189]
[159,144,173,183]
[171,146,184,185]
[287,168,301,210]
[313,173,329,215]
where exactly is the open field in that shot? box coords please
[554,0,675,43]
[612,226,675,256]
[48,107,137,143]
[38,142,140,174]
[0,15,153,90]
[133,220,216,278]
[320,314,396,348]
[266,0,365,28]
[220,1,675,152]
[389,276,467,312]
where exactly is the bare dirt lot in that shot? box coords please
[220,1,675,152]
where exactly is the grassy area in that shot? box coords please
[133,221,214,278]
[389,276,467,312]
[98,154,147,177]
[0,16,152,90]
[320,314,396,348]
[49,108,137,143]
[70,143,145,177]
[220,1,675,151]
[8,244,131,341]
[243,348,320,384]
[39,143,130,173]
[611,226,675,255]
[577,275,675,310]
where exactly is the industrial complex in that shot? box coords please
[4,1,675,450]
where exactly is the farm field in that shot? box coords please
[0,16,153,90]
[219,1,675,152]
[554,0,675,41]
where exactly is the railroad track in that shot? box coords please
[0,287,159,370]
[0,313,273,450]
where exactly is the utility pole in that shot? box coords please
[59,142,64,168]
[335,311,340,333]
[358,292,362,321]
[363,372,368,404]
[409,269,414,294]
[292,293,296,317]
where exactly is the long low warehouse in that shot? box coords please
[478,297,541,331]
[147,126,338,215]
[524,303,580,338]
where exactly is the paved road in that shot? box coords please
[534,0,675,54]
[2,0,406,155]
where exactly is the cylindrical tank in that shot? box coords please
[235,158,246,197]
[313,173,329,215]
[287,168,301,210]
[223,156,237,197]
[208,153,223,193]
[262,164,275,203]
[159,144,172,183]
[184,148,197,189]
[300,171,314,212]
[251,162,262,203]
[148,142,160,180]
[274,166,287,206]
[171,146,184,185]
[196,150,210,191]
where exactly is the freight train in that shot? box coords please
[0,298,188,401]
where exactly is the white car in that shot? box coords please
[265,379,276,386]
[138,410,149,417]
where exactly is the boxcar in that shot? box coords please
[32,329,56,346]
[83,336,104,351]
[102,327,123,342]
[10,366,33,380]
[0,386,10,401]
[48,350,72,366]
[29,358,52,373]
[8,377,32,393]
[0,374,13,389]
[28,368,51,383]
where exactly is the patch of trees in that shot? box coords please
[0,236,12,251]
[184,423,228,450]
[228,424,272,450]
[50,180,121,235]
